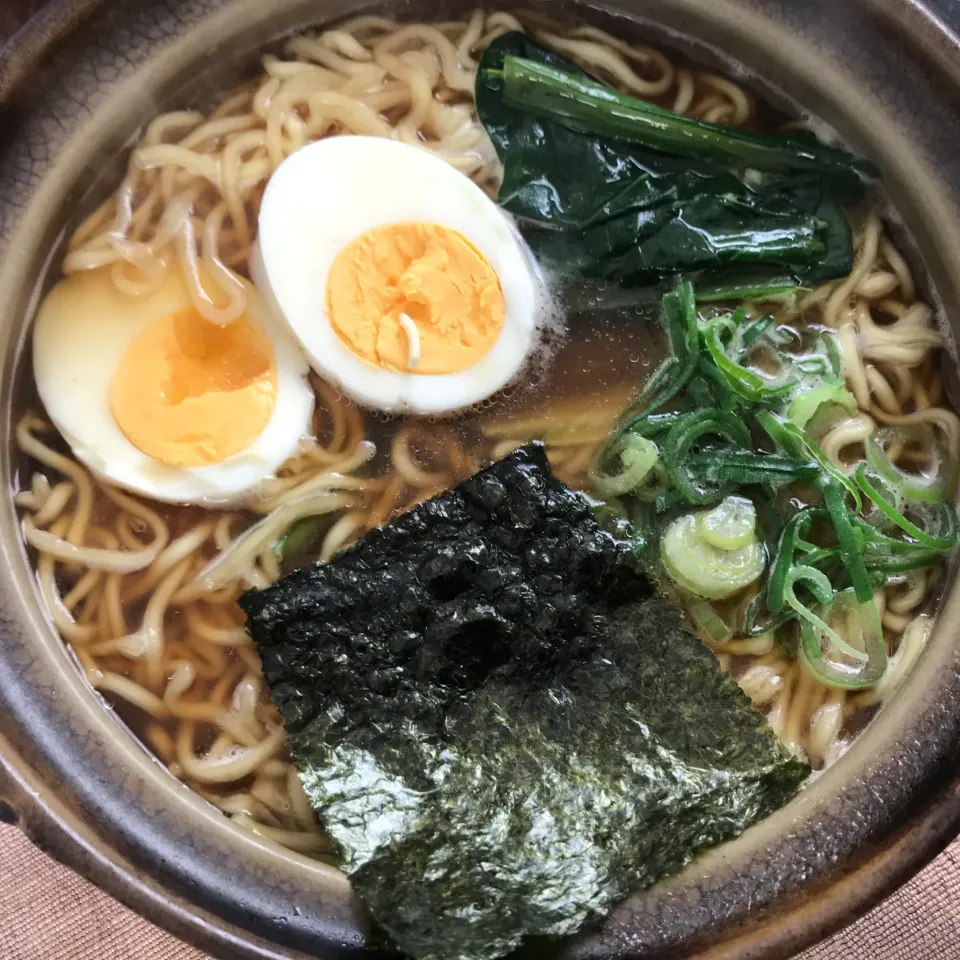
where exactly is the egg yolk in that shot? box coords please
[325,222,506,374]
[111,309,277,468]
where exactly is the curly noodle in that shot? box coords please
[16,10,954,856]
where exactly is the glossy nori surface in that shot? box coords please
[242,444,809,960]
[476,33,873,288]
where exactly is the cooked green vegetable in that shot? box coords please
[476,33,876,289]
[855,465,958,549]
[601,280,959,690]
[694,271,801,304]
[244,444,809,960]
[690,599,735,645]
[492,54,877,184]
[588,433,659,497]
[662,508,765,599]
[699,496,757,549]
[865,426,953,504]
[272,515,328,562]
[787,382,857,429]
[798,590,887,689]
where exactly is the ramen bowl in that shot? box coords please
[3,0,960,958]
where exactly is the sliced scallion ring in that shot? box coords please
[866,426,951,504]
[855,464,958,550]
[631,461,671,501]
[795,587,888,690]
[589,434,659,497]
[786,382,856,430]
[698,496,756,550]
[662,511,765,600]
[784,567,867,663]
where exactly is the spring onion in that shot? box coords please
[597,280,956,690]
[613,282,699,436]
[663,411,752,504]
[662,511,766,600]
[690,601,734,646]
[740,314,777,348]
[590,435,659,497]
[783,568,867,662]
[695,277,798,305]
[855,464,958,550]
[698,496,757,550]
[820,332,844,378]
[701,315,792,402]
[742,593,796,636]
[863,548,946,573]
[865,426,952,504]
[787,382,857,429]
[797,589,887,690]
[758,412,862,508]
[631,462,672,501]
[766,508,821,613]
[273,515,335,562]
[686,451,821,487]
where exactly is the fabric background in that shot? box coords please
[2,1,960,958]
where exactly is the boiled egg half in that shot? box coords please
[253,136,539,415]
[33,267,314,505]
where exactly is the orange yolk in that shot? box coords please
[325,222,506,374]
[111,309,277,468]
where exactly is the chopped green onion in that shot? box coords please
[783,567,867,662]
[631,461,672,501]
[690,601,734,646]
[740,315,776,348]
[590,434,659,497]
[662,511,766,599]
[701,316,783,402]
[695,277,799,305]
[866,427,952,504]
[798,544,842,568]
[698,496,756,549]
[786,382,856,430]
[756,409,805,459]
[620,411,694,440]
[792,355,830,376]
[687,451,821,487]
[766,508,822,613]
[820,332,844,378]
[601,280,952,694]
[613,281,699,438]
[742,593,797,636]
[273,516,328,562]
[771,416,862,509]
[863,549,945,572]
[797,589,887,689]
[855,464,959,550]
[822,480,873,603]
[663,411,752,504]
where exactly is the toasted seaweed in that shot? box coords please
[242,443,809,960]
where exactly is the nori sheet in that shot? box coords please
[241,443,809,960]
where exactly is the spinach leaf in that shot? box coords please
[495,52,877,187]
[476,33,875,288]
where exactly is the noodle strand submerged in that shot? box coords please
[16,10,952,853]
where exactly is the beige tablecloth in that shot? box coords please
[2,821,960,960]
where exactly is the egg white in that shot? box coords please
[32,267,314,506]
[254,136,539,415]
